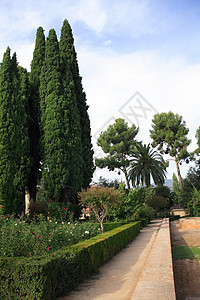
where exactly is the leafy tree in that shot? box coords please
[150,111,190,191]
[78,186,123,233]
[39,29,71,200]
[95,118,139,189]
[60,19,94,188]
[128,143,167,187]
[59,21,83,191]
[28,27,45,201]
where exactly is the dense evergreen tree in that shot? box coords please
[0,48,30,213]
[59,23,83,191]
[39,29,72,200]
[60,20,94,188]
[28,27,45,201]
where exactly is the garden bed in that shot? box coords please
[0,221,141,299]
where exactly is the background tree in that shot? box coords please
[28,27,45,201]
[150,111,190,191]
[128,143,167,187]
[78,186,123,233]
[60,20,94,188]
[95,118,139,189]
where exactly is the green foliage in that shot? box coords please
[172,173,182,204]
[28,26,45,201]
[187,188,200,216]
[128,143,166,187]
[93,176,120,188]
[136,205,155,220]
[78,186,123,232]
[60,20,94,189]
[95,118,139,189]
[59,20,84,191]
[0,222,140,299]
[0,215,100,257]
[110,186,153,221]
[0,48,31,214]
[146,195,169,212]
[150,111,190,191]
[39,29,71,200]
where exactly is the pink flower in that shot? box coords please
[48,233,51,236]
[48,246,52,250]
[31,232,35,235]
[36,235,40,239]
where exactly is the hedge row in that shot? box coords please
[0,221,141,299]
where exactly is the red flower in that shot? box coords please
[63,208,66,210]
[48,233,51,236]
[36,235,39,239]
[31,232,35,235]
[48,246,52,250]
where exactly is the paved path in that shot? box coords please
[59,219,175,300]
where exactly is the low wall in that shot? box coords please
[131,218,176,300]
[179,217,200,229]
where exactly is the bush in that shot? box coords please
[0,215,100,257]
[0,222,141,299]
[146,195,169,212]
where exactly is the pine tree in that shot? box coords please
[28,27,45,201]
[39,29,71,200]
[59,21,83,191]
[60,20,94,188]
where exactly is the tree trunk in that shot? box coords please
[174,156,183,192]
[100,220,104,233]
[123,167,130,190]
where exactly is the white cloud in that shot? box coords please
[78,46,200,181]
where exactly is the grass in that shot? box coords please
[172,245,200,260]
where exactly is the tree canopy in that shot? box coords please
[95,118,139,189]
[128,143,167,187]
[150,111,190,191]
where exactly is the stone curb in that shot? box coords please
[131,218,176,300]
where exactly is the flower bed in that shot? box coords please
[0,215,101,257]
[0,221,141,299]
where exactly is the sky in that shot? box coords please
[0,0,200,184]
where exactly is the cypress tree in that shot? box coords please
[0,48,30,213]
[60,20,94,188]
[39,29,71,200]
[28,27,45,201]
[60,22,83,192]
[15,67,31,213]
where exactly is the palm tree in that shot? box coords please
[128,143,167,187]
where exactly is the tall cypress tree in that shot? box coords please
[39,29,71,200]
[28,27,45,201]
[60,22,83,192]
[15,67,31,213]
[0,48,30,213]
[60,20,94,188]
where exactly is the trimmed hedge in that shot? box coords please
[0,221,141,299]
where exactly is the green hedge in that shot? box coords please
[0,222,141,299]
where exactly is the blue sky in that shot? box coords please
[0,0,200,183]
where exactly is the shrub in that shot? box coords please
[78,186,123,233]
[146,195,169,212]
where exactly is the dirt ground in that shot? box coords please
[170,220,200,300]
